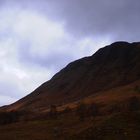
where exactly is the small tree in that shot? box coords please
[49,105,58,119]
[76,102,87,121]
[87,103,99,117]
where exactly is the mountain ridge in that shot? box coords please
[2,41,140,112]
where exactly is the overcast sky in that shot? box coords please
[0,0,139,106]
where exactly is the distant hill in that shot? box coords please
[3,41,140,112]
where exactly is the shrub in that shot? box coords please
[63,106,71,113]
[87,103,99,117]
[76,102,87,121]
[0,111,21,125]
[108,104,121,114]
[128,96,140,111]
[134,86,140,93]
[49,105,58,119]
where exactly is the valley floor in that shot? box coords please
[0,111,140,140]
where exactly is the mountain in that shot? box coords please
[1,41,140,140]
[3,41,140,112]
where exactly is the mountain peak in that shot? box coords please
[99,41,140,51]
[93,41,140,61]
[110,41,130,46]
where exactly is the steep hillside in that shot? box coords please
[4,41,140,112]
[1,42,140,140]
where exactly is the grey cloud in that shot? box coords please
[2,0,140,41]
[15,0,137,41]
[18,44,75,72]
[45,0,140,41]
[0,81,23,99]
[3,0,140,40]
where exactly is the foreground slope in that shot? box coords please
[0,80,140,139]
[0,111,140,140]
[4,41,140,112]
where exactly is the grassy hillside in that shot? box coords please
[0,80,140,140]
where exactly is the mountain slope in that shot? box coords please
[4,41,140,112]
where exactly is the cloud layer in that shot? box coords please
[50,0,140,41]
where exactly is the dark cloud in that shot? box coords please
[3,0,140,41]
[27,0,139,41]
